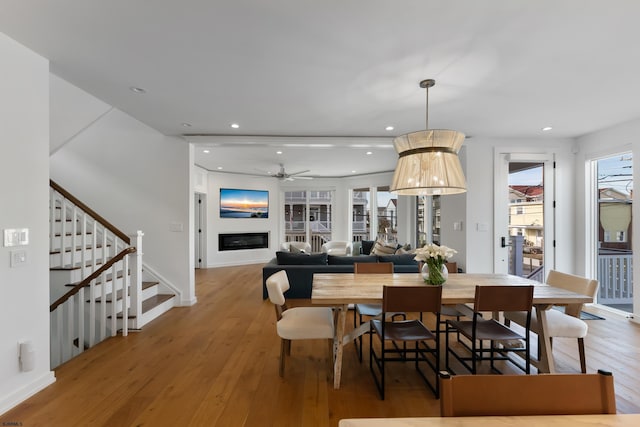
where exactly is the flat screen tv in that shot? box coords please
[219,188,269,218]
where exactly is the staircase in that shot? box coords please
[49,180,176,368]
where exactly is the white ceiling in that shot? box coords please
[2,1,640,178]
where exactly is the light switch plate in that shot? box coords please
[4,228,29,247]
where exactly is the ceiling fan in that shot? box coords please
[268,164,313,181]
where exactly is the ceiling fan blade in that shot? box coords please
[292,176,313,180]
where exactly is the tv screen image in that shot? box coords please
[219,188,269,218]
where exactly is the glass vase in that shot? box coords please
[421,259,448,285]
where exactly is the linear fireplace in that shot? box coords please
[218,232,269,251]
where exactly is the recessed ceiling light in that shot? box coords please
[181,122,192,127]
[129,86,146,94]
[276,151,283,154]
[203,149,210,154]
[352,170,357,174]
[385,126,394,131]
[366,151,373,155]
[542,126,553,131]
[231,123,240,129]
[217,166,223,170]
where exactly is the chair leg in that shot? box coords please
[578,337,587,373]
[279,339,287,377]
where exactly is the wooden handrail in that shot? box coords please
[50,246,136,312]
[50,180,130,244]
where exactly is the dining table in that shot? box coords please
[338,414,640,427]
[311,272,593,389]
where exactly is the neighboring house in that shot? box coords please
[509,185,544,247]
[599,188,633,252]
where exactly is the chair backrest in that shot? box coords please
[354,262,393,274]
[439,370,616,416]
[474,285,533,313]
[546,270,599,317]
[266,270,290,306]
[445,262,458,274]
[383,285,442,314]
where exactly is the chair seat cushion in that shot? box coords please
[505,308,588,338]
[371,319,435,341]
[277,307,335,340]
[450,318,525,342]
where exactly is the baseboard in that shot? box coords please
[0,371,56,416]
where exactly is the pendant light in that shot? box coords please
[390,79,467,195]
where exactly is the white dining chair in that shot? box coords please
[504,270,598,373]
[265,270,335,376]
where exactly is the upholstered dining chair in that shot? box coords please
[370,285,442,399]
[265,270,335,377]
[504,270,598,373]
[352,262,403,362]
[446,285,534,374]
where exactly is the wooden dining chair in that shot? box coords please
[265,270,335,377]
[439,369,616,416]
[504,270,598,373]
[446,285,534,374]
[352,262,404,362]
[369,285,442,399]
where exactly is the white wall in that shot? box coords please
[0,32,55,415]
[205,172,282,267]
[49,79,195,305]
[464,137,575,274]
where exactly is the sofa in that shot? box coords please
[262,251,420,299]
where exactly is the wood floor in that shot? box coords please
[2,264,640,426]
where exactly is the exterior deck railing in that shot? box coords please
[598,252,633,305]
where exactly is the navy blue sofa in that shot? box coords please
[262,251,419,299]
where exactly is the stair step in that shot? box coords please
[51,259,110,271]
[114,294,175,319]
[50,243,108,255]
[65,270,125,287]
[91,281,158,302]
[142,294,174,313]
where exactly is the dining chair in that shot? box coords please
[439,369,616,416]
[369,285,442,399]
[504,270,598,373]
[438,262,465,334]
[352,262,405,362]
[265,270,335,377]
[446,285,534,374]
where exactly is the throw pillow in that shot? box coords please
[371,239,398,255]
[361,240,375,255]
[276,251,327,265]
[289,244,305,254]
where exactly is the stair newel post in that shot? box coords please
[129,231,144,330]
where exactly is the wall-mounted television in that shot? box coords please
[219,188,269,218]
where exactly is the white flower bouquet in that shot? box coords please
[414,243,457,285]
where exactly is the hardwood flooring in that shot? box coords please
[2,264,639,426]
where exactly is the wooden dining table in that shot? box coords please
[311,273,594,389]
[338,414,640,427]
